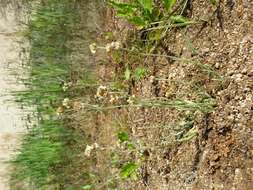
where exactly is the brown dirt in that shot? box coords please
[95,1,252,189]
[65,0,252,189]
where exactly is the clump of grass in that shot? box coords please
[12,0,77,189]
[12,121,66,187]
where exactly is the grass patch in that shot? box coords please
[11,0,78,189]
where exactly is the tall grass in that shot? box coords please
[12,0,77,189]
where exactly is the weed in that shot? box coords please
[108,0,159,27]
[108,0,189,28]
[120,162,138,180]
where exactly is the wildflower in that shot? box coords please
[105,43,112,52]
[94,143,99,149]
[56,106,64,115]
[109,95,115,103]
[84,145,94,157]
[149,75,155,84]
[105,41,121,53]
[62,98,70,109]
[62,83,68,91]
[96,85,108,99]
[84,143,99,157]
[165,91,171,98]
[112,41,121,50]
[109,94,119,103]
[89,43,97,54]
[73,101,82,110]
[62,82,72,91]
[80,102,86,109]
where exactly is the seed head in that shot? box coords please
[89,43,97,54]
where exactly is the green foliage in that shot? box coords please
[124,67,147,81]
[108,0,193,31]
[12,0,77,189]
[124,67,131,80]
[117,131,135,149]
[118,131,129,142]
[163,0,176,11]
[82,185,93,190]
[170,15,188,23]
[108,0,161,27]
[138,0,153,12]
[13,121,68,187]
[134,67,147,80]
[209,0,217,5]
[120,162,138,179]
[176,127,198,142]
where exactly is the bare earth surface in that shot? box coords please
[0,9,25,190]
[88,1,252,189]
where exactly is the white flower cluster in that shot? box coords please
[84,143,99,157]
[89,41,121,54]
[149,75,155,84]
[127,95,136,105]
[56,106,64,116]
[72,101,86,110]
[96,85,108,99]
[62,82,73,91]
[105,41,121,52]
[89,43,97,54]
[109,94,119,103]
[62,98,71,109]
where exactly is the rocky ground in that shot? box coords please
[88,1,253,189]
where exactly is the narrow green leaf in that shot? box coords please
[138,0,153,12]
[163,0,176,11]
[128,16,146,26]
[120,162,138,179]
[82,185,92,190]
[109,1,136,10]
[134,67,147,80]
[170,15,187,23]
[118,132,129,142]
[109,1,136,16]
[209,0,217,5]
[125,67,131,80]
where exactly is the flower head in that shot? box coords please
[109,94,119,104]
[113,41,121,50]
[105,41,121,53]
[84,143,99,157]
[62,82,72,92]
[56,106,64,115]
[89,43,97,54]
[127,95,136,105]
[84,145,94,157]
[96,85,108,99]
[149,75,155,84]
[62,84,68,92]
[62,98,71,109]
[105,43,111,52]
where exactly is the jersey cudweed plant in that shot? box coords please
[108,0,189,28]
